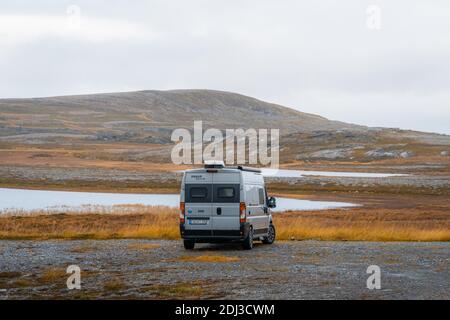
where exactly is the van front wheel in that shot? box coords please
[242,228,253,250]
[183,239,195,250]
[262,224,275,244]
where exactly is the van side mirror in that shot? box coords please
[267,197,276,208]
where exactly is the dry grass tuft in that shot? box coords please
[70,245,96,253]
[0,271,22,278]
[127,243,160,250]
[38,268,67,284]
[12,278,34,287]
[104,279,126,291]
[151,282,204,298]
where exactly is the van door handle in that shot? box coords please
[216,208,222,215]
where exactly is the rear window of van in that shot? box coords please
[214,184,240,203]
[217,187,234,198]
[185,184,212,203]
[190,187,208,198]
[185,184,239,203]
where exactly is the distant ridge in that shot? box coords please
[0,89,448,162]
[0,89,362,134]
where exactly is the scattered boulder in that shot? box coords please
[143,127,173,134]
[93,131,137,142]
[400,151,414,158]
[144,136,171,144]
[300,148,353,160]
[365,149,414,159]
[365,149,397,159]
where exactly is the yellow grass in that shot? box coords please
[0,205,449,242]
[0,205,180,240]
[0,271,22,278]
[152,282,205,298]
[104,279,125,291]
[12,278,34,287]
[276,223,450,242]
[127,243,160,250]
[70,245,96,253]
[39,268,67,284]
[274,209,450,242]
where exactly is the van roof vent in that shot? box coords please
[204,160,225,169]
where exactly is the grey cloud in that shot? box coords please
[0,0,449,133]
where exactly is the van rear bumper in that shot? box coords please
[180,223,250,241]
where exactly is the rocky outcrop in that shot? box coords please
[306,148,354,159]
[364,149,414,159]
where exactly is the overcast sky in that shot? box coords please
[1,0,449,134]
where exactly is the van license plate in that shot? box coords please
[189,219,208,225]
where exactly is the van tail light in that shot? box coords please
[180,202,185,224]
[239,202,246,223]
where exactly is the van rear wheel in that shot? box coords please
[183,239,195,250]
[242,228,254,250]
[262,224,275,244]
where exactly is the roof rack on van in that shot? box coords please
[230,166,262,173]
[204,160,225,169]
[203,161,261,173]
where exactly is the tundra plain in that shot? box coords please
[0,89,449,299]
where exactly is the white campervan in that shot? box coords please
[179,161,276,250]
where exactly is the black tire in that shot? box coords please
[262,224,276,244]
[183,239,195,250]
[242,227,254,250]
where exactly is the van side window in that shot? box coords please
[244,185,259,206]
[213,184,240,203]
[258,188,265,205]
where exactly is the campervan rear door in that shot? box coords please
[184,172,213,233]
[211,172,241,231]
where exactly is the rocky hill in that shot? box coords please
[0,89,448,163]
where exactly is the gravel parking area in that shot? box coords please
[0,240,448,299]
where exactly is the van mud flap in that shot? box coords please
[240,222,250,238]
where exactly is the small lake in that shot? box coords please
[0,188,357,213]
[178,168,405,178]
[260,168,406,178]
